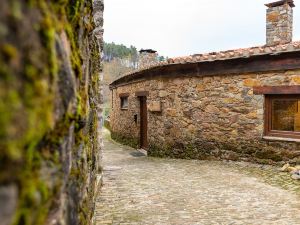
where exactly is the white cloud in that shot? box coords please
[104,0,300,57]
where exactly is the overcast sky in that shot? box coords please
[104,0,300,57]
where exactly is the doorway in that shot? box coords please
[139,96,148,149]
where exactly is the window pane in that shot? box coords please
[123,98,128,108]
[121,97,128,109]
[272,99,300,132]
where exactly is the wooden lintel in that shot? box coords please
[135,91,149,97]
[119,93,129,97]
[253,85,300,95]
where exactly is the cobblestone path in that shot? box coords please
[95,133,300,225]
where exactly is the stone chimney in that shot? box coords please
[265,0,295,46]
[138,49,158,69]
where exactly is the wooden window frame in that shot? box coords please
[111,89,114,109]
[264,94,300,139]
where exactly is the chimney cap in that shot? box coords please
[265,0,295,8]
[139,49,157,53]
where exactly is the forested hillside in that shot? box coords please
[103,42,166,83]
[103,42,138,85]
[103,42,138,68]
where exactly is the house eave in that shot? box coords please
[109,50,300,90]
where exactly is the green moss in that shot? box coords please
[39,12,58,78]
[78,88,88,116]
[65,24,83,78]
[1,43,19,60]
[13,177,51,225]
[67,0,85,24]
[76,94,83,116]
[0,0,59,164]
[10,0,23,20]
[11,114,76,224]
[103,120,111,131]
[148,142,199,159]
[148,143,171,158]
[0,90,22,160]
[111,132,139,149]
[148,140,286,165]
[255,150,283,162]
[1,0,100,224]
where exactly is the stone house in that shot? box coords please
[109,0,300,164]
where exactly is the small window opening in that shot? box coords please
[120,96,129,110]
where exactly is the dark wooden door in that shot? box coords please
[139,96,148,149]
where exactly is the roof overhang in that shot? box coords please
[109,50,300,89]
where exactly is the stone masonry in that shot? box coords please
[138,49,158,69]
[266,0,294,46]
[0,0,104,224]
[110,70,300,165]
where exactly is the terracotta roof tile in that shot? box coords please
[117,41,300,80]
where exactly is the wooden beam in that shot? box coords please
[119,93,129,97]
[135,91,149,97]
[253,85,300,94]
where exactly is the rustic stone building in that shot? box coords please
[110,0,300,165]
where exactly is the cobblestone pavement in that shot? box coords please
[95,132,300,225]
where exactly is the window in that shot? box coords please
[119,93,129,110]
[120,96,128,110]
[265,95,300,139]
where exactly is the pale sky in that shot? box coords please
[104,0,300,57]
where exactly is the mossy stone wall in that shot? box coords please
[0,0,103,224]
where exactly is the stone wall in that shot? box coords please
[110,70,300,165]
[266,2,293,46]
[0,0,103,224]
